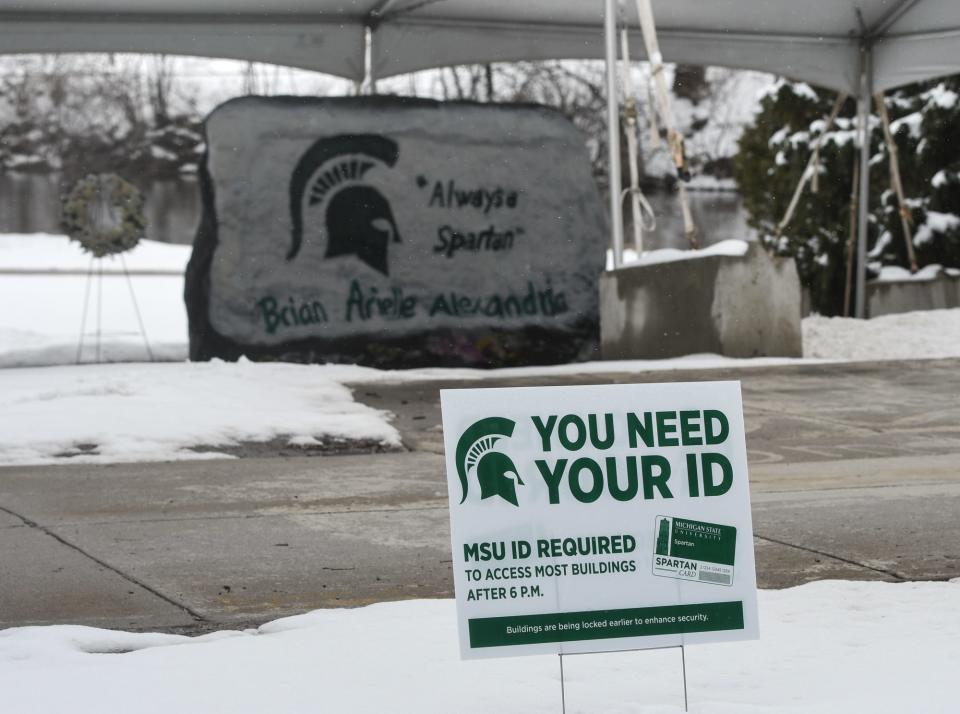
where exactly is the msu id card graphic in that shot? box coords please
[653,516,737,586]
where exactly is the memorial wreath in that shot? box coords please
[62,173,146,257]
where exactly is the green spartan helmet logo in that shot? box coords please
[287,134,401,275]
[455,417,524,506]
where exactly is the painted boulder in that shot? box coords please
[186,96,607,368]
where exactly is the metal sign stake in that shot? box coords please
[681,645,689,712]
[558,645,689,712]
[559,653,567,714]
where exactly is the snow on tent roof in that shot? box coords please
[0,0,957,92]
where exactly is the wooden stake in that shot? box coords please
[775,93,847,236]
[875,91,919,273]
[844,153,860,317]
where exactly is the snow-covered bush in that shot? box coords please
[733,77,960,315]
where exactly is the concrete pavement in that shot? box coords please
[1,358,958,633]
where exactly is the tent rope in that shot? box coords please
[618,13,654,253]
[633,0,698,248]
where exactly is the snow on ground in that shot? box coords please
[5,305,956,465]
[5,306,958,465]
[0,233,190,367]
[0,232,191,273]
[0,361,400,465]
[1,232,959,465]
[802,309,960,361]
[0,354,825,466]
[3,232,958,369]
[1,580,957,713]
[325,353,815,384]
[0,274,188,367]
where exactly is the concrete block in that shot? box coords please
[867,269,960,317]
[600,243,802,359]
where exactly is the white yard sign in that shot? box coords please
[441,381,759,659]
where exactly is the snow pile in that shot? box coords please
[0,360,400,465]
[1,580,957,713]
[0,232,191,273]
[803,308,960,360]
[606,239,749,270]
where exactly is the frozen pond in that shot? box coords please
[639,189,754,251]
[0,172,750,249]
[0,173,201,245]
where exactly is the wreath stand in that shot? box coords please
[75,253,154,364]
[64,173,155,365]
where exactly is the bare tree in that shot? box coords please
[148,54,174,125]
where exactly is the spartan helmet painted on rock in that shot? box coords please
[287,134,402,276]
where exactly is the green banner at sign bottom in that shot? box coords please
[468,601,744,649]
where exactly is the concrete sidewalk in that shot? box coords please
[1,358,958,633]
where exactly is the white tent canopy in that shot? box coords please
[0,0,957,93]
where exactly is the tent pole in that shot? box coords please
[620,23,645,255]
[604,0,625,269]
[364,26,377,94]
[854,46,873,319]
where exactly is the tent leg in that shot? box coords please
[363,26,377,94]
[854,47,872,319]
[604,0,625,270]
